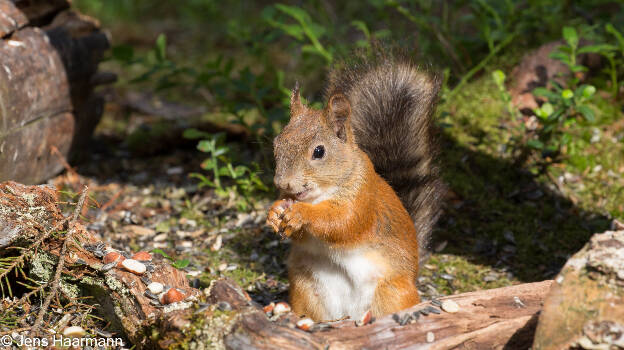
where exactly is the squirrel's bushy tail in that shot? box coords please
[325,54,444,264]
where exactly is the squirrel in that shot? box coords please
[266,54,444,322]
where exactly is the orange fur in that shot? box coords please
[267,84,424,321]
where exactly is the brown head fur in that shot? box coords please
[273,86,366,204]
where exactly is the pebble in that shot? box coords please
[392,313,400,323]
[419,308,430,316]
[132,251,152,261]
[441,300,460,313]
[426,331,435,343]
[355,310,372,327]
[161,288,185,304]
[296,318,314,331]
[147,282,164,294]
[426,306,441,314]
[431,299,442,307]
[63,326,86,337]
[211,235,223,251]
[154,233,168,242]
[121,259,147,275]
[263,302,275,314]
[217,301,232,311]
[144,290,159,300]
[399,313,412,325]
[103,251,125,267]
[273,302,291,315]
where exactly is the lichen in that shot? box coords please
[186,305,240,350]
[29,251,56,282]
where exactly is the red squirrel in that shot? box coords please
[266,55,443,321]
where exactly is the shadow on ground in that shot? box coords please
[433,131,610,285]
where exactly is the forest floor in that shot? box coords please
[39,1,623,338]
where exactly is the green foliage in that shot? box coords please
[491,69,516,118]
[530,84,596,153]
[263,4,332,62]
[151,248,190,269]
[183,129,268,210]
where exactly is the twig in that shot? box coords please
[50,145,78,179]
[32,186,89,334]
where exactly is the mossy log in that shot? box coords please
[0,0,113,184]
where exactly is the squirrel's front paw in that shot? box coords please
[266,199,293,234]
[279,204,304,238]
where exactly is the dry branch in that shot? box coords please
[32,186,88,333]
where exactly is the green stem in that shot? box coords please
[447,32,516,99]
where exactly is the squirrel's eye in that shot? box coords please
[312,145,325,159]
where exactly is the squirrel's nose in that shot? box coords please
[274,175,291,192]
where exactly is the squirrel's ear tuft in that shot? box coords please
[290,81,303,118]
[327,94,352,142]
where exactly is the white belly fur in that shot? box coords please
[291,237,384,320]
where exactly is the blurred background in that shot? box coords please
[61,0,624,296]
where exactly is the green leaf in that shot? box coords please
[533,87,559,100]
[541,102,554,116]
[581,85,596,98]
[183,128,212,140]
[492,70,506,87]
[561,89,574,99]
[527,139,544,150]
[275,4,311,23]
[151,248,172,260]
[172,259,191,269]
[577,44,618,54]
[549,51,570,63]
[576,105,595,123]
[569,65,588,73]
[560,133,572,146]
[200,158,216,170]
[213,146,229,157]
[351,20,370,39]
[155,34,167,62]
[197,140,213,153]
[562,26,578,49]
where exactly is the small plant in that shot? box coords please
[262,4,332,63]
[549,27,586,88]
[183,129,268,210]
[530,83,596,154]
[573,24,624,100]
[151,249,190,269]
[492,69,517,118]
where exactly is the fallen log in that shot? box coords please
[0,180,553,349]
[213,279,552,350]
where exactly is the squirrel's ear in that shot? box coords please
[289,81,304,118]
[327,94,352,142]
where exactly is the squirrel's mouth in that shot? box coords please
[294,189,311,201]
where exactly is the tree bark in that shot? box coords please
[0,0,112,184]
